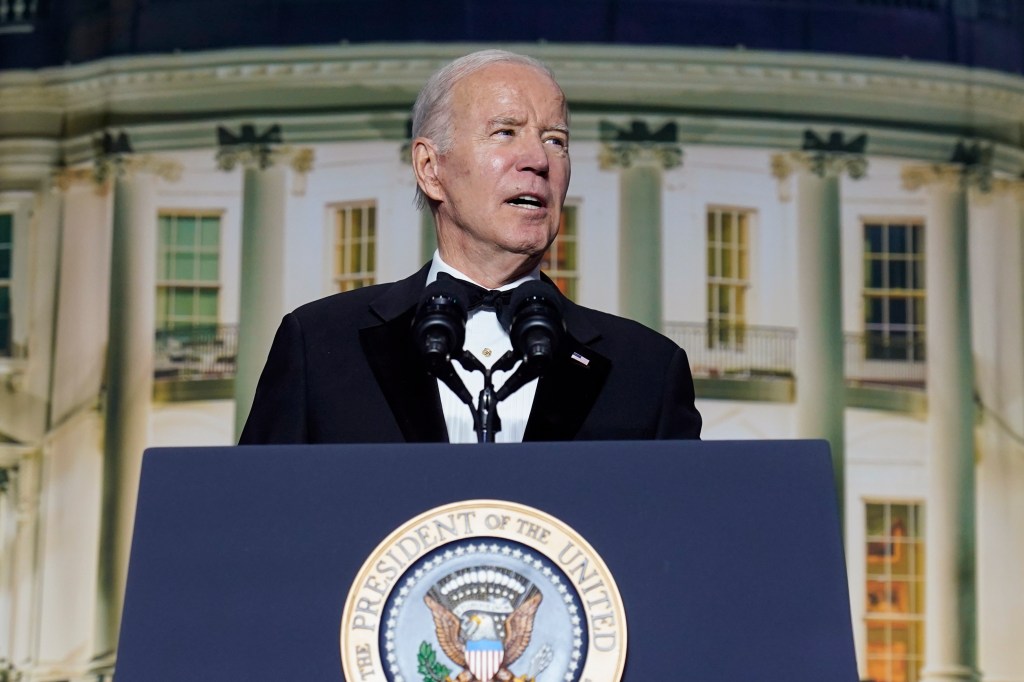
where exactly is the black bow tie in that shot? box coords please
[436,272,516,329]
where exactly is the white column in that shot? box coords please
[600,140,681,332]
[904,165,979,682]
[94,168,158,662]
[794,166,846,518]
[974,184,1024,681]
[773,148,866,526]
[6,455,42,672]
[233,164,288,438]
[0,471,12,664]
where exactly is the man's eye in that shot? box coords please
[545,136,568,148]
[495,129,514,137]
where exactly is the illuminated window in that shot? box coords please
[0,213,11,356]
[706,207,751,349]
[865,502,925,682]
[156,212,221,331]
[863,220,925,361]
[334,202,376,292]
[541,205,578,300]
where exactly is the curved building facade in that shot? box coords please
[1,3,1023,682]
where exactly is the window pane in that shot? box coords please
[156,212,221,332]
[541,205,578,299]
[889,224,908,252]
[865,297,884,323]
[175,217,196,246]
[865,225,883,253]
[706,207,753,350]
[862,220,926,361]
[335,202,379,292]
[867,259,884,288]
[866,503,887,536]
[0,214,12,242]
[198,289,218,318]
[889,260,908,289]
[173,291,194,316]
[173,253,195,280]
[864,502,925,682]
[200,217,220,247]
[198,253,218,281]
[890,298,908,325]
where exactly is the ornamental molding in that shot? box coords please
[771,156,868,181]
[599,142,682,171]
[3,44,1024,127]
[598,120,683,170]
[989,176,1024,201]
[215,123,316,194]
[770,130,869,201]
[901,141,995,193]
[5,45,1024,175]
[771,130,869,181]
[52,131,182,193]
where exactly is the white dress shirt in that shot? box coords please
[426,252,540,443]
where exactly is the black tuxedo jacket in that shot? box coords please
[239,264,701,444]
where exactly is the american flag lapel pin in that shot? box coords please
[570,351,591,367]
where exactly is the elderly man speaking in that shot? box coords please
[239,50,701,444]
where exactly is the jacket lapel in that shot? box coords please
[359,266,610,443]
[523,288,611,441]
[359,264,448,443]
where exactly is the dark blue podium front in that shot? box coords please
[116,439,857,682]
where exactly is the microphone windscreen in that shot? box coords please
[413,279,469,366]
[510,279,563,314]
[509,280,565,365]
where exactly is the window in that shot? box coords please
[863,220,925,361]
[0,213,11,356]
[865,502,925,682]
[156,212,221,331]
[706,207,751,349]
[541,205,578,300]
[334,202,376,292]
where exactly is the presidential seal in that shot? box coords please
[340,500,626,682]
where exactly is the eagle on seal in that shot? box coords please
[424,588,544,682]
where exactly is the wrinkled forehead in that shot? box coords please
[453,62,569,121]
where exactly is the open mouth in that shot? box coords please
[507,195,545,210]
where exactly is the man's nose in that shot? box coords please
[515,134,550,175]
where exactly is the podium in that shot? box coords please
[116,440,858,681]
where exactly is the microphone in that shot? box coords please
[509,280,566,371]
[412,279,467,372]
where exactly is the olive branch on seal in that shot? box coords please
[417,641,452,682]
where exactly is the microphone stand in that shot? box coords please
[447,349,546,443]
[451,350,515,443]
[417,278,563,443]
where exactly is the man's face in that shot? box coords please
[427,63,571,277]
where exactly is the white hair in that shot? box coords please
[411,49,565,211]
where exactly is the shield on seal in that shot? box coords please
[465,639,503,682]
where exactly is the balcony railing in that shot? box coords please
[664,322,795,380]
[152,321,924,391]
[664,322,926,389]
[155,325,237,382]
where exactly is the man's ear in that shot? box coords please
[412,138,445,203]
